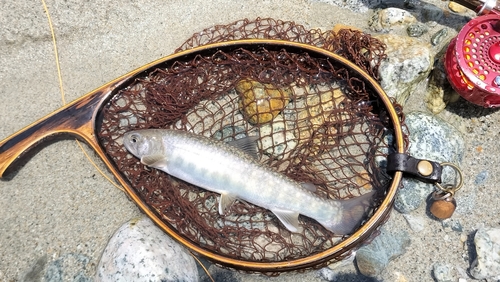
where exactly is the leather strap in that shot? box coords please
[386,153,442,183]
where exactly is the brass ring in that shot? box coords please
[434,162,464,193]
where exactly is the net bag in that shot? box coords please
[97,18,406,273]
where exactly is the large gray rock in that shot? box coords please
[470,227,500,280]
[95,217,199,282]
[374,34,434,104]
[355,228,410,277]
[394,112,465,213]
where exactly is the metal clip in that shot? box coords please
[434,162,464,196]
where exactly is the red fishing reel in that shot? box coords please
[445,0,500,107]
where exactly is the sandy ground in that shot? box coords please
[1,1,500,281]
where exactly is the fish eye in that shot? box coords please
[130,134,139,143]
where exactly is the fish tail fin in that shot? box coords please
[323,191,375,235]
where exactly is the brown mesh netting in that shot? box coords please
[176,18,386,80]
[97,18,403,270]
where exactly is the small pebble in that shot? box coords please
[448,2,468,13]
[317,267,338,281]
[407,22,428,37]
[442,218,463,232]
[474,170,488,185]
[431,28,449,46]
[432,263,454,282]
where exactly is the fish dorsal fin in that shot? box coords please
[219,193,238,215]
[226,136,259,159]
[301,182,317,192]
[271,208,300,233]
[141,154,168,169]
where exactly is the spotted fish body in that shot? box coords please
[123,129,373,235]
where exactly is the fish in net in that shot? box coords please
[96,18,407,271]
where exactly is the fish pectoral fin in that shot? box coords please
[271,209,300,233]
[219,193,238,215]
[141,154,168,169]
[226,136,259,159]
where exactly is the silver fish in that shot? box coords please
[123,129,374,235]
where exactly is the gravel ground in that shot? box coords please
[1,1,499,281]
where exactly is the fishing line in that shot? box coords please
[39,3,214,279]
[40,0,124,193]
[189,252,215,282]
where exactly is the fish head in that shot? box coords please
[123,130,164,160]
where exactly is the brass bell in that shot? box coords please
[429,191,456,219]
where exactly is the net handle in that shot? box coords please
[0,93,100,177]
[0,78,131,178]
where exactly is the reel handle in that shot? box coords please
[452,0,486,11]
[451,0,500,14]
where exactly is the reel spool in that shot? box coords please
[445,2,500,107]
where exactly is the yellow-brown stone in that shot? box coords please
[448,2,467,13]
[237,79,291,124]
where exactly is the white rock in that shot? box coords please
[95,217,199,282]
[369,8,417,32]
[470,227,500,280]
[374,34,433,105]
